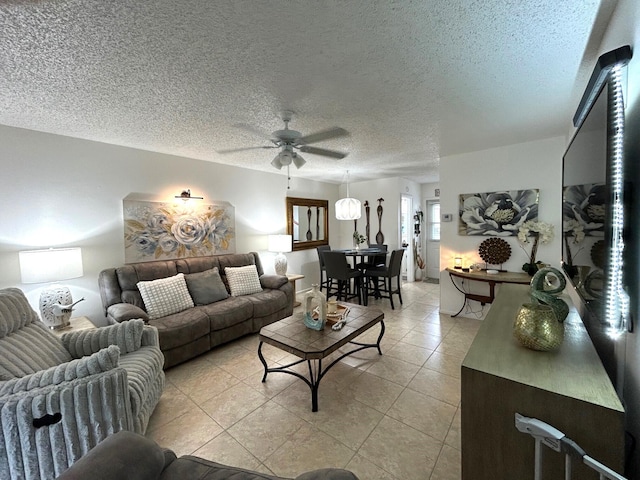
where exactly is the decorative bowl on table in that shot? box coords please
[314,304,350,325]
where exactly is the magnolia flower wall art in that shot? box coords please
[123,199,236,263]
[458,189,539,236]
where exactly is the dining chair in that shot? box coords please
[323,251,365,305]
[316,245,332,294]
[365,248,405,309]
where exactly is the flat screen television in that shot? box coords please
[561,45,632,386]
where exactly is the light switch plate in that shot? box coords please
[442,213,453,222]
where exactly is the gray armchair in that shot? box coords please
[0,288,165,480]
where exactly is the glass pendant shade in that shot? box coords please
[335,170,361,220]
[335,198,362,220]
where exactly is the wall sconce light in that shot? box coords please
[454,257,462,269]
[19,247,85,330]
[175,189,203,201]
[268,234,292,275]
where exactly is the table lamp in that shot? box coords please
[19,247,85,329]
[268,235,292,276]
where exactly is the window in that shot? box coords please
[429,202,440,241]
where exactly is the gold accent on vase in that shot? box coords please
[513,303,564,351]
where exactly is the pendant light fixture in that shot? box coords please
[335,170,361,220]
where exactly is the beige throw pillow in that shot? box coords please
[137,273,194,320]
[225,265,263,296]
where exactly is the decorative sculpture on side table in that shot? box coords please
[303,284,326,330]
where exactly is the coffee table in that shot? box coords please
[258,303,385,412]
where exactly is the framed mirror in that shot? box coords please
[286,197,329,251]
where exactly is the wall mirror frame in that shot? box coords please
[286,197,329,251]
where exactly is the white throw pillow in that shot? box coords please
[225,265,263,296]
[137,273,194,320]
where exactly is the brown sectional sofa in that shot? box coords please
[98,253,294,368]
[59,430,359,480]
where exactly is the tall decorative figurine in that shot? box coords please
[364,201,371,247]
[303,284,326,330]
[376,198,385,244]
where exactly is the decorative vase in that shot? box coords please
[513,303,564,351]
[530,267,569,323]
[303,284,326,330]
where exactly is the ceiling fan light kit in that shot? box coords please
[271,148,306,170]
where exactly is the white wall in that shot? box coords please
[439,136,566,318]
[0,125,339,325]
[338,177,403,250]
[337,177,422,280]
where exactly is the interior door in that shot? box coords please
[426,200,441,279]
[401,195,414,281]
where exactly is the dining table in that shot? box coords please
[332,247,388,269]
[333,247,389,302]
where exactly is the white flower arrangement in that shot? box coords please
[518,220,555,274]
[563,219,585,266]
[564,219,585,244]
[518,220,555,245]
[353,231,367,245]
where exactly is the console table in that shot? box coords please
[461,284,624,479]
[446,267,531,317]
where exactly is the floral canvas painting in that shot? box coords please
[123,200,235,263]
[458,189,539,236]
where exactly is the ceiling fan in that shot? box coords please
[216,111,349,170]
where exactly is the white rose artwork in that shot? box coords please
[123,199,235,263]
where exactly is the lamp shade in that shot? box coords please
[19,248,83,284]
[335,198,362,220]
[268,235,292,253]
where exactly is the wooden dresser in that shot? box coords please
[461,284,624,479]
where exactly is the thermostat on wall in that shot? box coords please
[442,213,453,222]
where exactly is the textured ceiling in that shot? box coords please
[0,0,613,183]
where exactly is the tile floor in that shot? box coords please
[146,280,480,479]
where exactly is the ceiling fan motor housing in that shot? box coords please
[272,129,302,144]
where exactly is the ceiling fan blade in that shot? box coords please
[231,123,273,139]
[216,145,277,154]
[297,127,349,145]
[297,145,348,159]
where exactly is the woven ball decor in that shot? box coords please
[478,237,511,265]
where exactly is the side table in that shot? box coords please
[51,316,97,337]
[286,273,305,307]
[445,267,531,317]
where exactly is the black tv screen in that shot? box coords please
[562,80,615,379]
[562,81,608,316]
